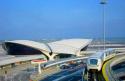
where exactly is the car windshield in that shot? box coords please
[90,59,98,65]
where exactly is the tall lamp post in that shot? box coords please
[100,0,107,50]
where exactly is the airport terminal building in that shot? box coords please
[2,39,92,60]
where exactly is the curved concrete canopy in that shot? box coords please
[3,39,92,60]
[48,39,92,55]
[4,40,51,52]
[48,43,77,54]
[49,39,92,49]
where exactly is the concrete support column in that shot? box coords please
[48,56,55,61]
[41,51,51,60]
[76,50,81,57]
[41,51,58,61]
[49,53,57,61]
[38,63,41,74]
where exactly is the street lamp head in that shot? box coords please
[100,0,107,4]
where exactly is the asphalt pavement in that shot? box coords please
[41,64,85,81]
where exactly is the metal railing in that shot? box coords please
[42,57,88,68]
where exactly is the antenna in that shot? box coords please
[100,0,107,50]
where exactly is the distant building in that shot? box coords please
[2,39,92,61]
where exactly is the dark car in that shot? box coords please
[60,65,70,69]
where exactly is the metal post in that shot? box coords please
[100,0,107,50]
[103,4,106,51]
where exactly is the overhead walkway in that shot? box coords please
[44,56,88,68]
[0,55,45,66]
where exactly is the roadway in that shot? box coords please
[89,44,125,48]
[58,69,83,81]
[41,63,85,81]
[111,57,125,81]
[102,54,125,81]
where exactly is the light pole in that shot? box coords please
[100,0,107,50]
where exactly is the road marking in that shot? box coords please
[102,60,110,81]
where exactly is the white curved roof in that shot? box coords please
[48,43,77,54]
[4,39,92,55]
[5,40,51,52]
[49,39,92,49]
[48,39,92,55]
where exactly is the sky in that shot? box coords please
[0,0,125,40]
